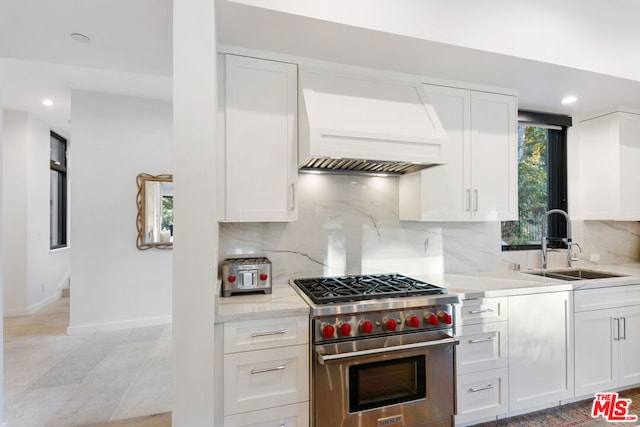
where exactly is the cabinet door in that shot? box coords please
[456,368,509,425]
[618,113,640,219]
[225,55,297,222]
[224,402,309,427]
[574,308,618,397]
[619,305,640,387]
[223,315,309,353]
[224,345,309,415]
[399,85,470,221]
[508,292,573,412]
[456,322,508,374]
[470,91,517,221]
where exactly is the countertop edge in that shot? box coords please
[215,281,310,323]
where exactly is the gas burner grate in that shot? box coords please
[293,273,446,304]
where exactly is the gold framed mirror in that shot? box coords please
[136,173,174,250]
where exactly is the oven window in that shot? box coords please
[349,355,426,412]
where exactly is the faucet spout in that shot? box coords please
[541,209,574,269]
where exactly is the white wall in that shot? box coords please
[172,0,218,425]
[68,91,172,334]
[1,58,6,425]
[2,109,71,315]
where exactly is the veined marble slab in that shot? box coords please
[215,282,310,323]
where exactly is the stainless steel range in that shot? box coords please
[291,273,460,427]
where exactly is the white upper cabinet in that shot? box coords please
[222,54,298,222]
[400,85,517,222]
[575,110,640,220]
[298,69,447,167]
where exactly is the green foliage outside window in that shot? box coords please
[501,125,548,245]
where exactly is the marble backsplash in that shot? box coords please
[219,174,640,281]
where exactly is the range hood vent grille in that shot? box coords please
[299,157,429,175]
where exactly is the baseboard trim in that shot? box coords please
[3,291,62,317]
[67,315,172,335]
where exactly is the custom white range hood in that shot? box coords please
[298,69,448,175]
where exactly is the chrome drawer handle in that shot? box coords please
[469,384,494,393]
[468,308,494,314]
[250,364,286,374]
[251,329,286,338]
[468,336,494,344]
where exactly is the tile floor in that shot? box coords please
[3,297,171,426]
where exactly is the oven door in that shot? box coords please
[314,331,457,427]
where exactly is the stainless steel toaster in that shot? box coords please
[221,257,272,297]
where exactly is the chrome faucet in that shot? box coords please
[541,209,577,269]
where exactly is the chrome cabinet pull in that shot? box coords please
[251,329,286,338]
[473,189,479,211]
[621,317,627,340]
[468,336,494,344]
[468,308,494,314]
[466,189,471,212]
[469,384,494,393]
[614,317,620,341]
[251,364,286,374]
[290,183,296,211]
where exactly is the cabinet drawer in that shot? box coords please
[456,297,507,325]
[224,315,309,353]
[456,322,508,374]
[224,345,309,415]
[456,368,508,425]
[224,402,309,427]
[575,285,640,312]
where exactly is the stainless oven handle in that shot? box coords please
[316,337,457,365]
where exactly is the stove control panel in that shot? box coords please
[314,305,454,342]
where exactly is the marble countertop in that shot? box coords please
[214,264,640,321]
[215,281,310,323]
[425,263,640,299]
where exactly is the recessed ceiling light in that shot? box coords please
[561,96,577,104]
[70,32,91,44]
[42,99,54,106]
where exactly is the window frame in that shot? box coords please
[501,111,571,251]
[50,131,68,250]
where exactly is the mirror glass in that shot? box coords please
[136,173,173,250]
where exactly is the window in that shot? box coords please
[501,111,571,250]
[50,132,67,249]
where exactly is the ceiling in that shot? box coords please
[2,0,640,136]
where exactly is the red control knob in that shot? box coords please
[407,315,420,328]
[427,313,439,326]
[385,318,397,332]
[339,323,352,337]
[360,320,373,334]
[259,273,268,281]
[322,324,335,339]
[228,275,236,283]
[441,312,453,324]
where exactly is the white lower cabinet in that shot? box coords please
[218,315,310,426]
[455,297,509,425]
[224,345,309,415]
[456,368,509,425]
[574,286,640,397]
[508,291,574,412]
[224,402,309,427]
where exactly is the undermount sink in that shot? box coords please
[524,268,627,281]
